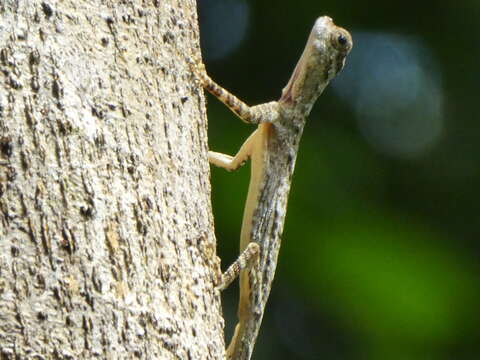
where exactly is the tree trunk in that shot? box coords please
[0,1,224,359]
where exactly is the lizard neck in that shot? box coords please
[279,58,329,117]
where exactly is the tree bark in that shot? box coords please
[0,1,224,359]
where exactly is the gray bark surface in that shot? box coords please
[0,1,224,359]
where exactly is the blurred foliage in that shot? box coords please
[199,0,480,358]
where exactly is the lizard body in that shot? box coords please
[199,16,352,360]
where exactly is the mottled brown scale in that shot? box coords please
[201,16,352,360]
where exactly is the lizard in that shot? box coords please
[196,16,352,360]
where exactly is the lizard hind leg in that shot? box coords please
[220,242,259,359]
[217,242,260,291]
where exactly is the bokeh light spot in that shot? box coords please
[333,32,444,159]
[199,0,250,61]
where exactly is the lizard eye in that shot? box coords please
[331,30,352,52]
[338,34,348,46]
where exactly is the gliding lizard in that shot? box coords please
[197,16,352,360]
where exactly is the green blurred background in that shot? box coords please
[198,1,480,358]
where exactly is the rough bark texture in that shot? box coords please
[0,1,224,359]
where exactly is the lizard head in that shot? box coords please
[312,16,352,80]
[280,16,352,111]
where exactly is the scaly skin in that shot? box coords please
[201,16,352,360]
